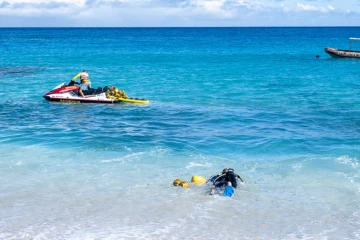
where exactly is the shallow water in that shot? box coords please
[0,27,360,239]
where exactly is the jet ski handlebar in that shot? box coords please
[68,81,80,86]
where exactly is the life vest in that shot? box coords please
[80,72,90,83]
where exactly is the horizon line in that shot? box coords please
[1,26,360,28]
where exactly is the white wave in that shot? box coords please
[336,155,360,170]
[186,161,213,169]
[101,152,144,163]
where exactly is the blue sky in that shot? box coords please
[0,0,359,27]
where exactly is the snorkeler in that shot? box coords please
[208,168,242,189]
[208,168,243,195]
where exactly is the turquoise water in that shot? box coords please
[1,27,360,239]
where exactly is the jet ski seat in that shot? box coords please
[82,86,109,96]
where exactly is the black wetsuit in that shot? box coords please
[214,172,238,189]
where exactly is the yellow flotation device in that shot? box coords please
[173,179,182,186]
[106,86,149,104]
[191,175,206,184]
[179,181,190,188]
[80,79,90,83]
[173,179,190,188]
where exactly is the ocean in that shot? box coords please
[0,27,360,239]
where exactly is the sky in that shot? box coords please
[0,0,359,27]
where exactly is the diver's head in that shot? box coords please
[83,69,87,72]
[228,168,234,173]
[222,168,229,174]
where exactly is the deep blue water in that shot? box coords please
[1,27,360,239]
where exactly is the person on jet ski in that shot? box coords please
[71,70,91,98]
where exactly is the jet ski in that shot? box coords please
[43,82,149,104]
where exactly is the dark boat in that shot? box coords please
[325,38,360,58]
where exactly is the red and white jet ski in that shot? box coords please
[43,82,150,104]
[43,82,118,103]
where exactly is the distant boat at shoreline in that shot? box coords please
[325,38,360,58]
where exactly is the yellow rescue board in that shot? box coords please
[118,98,150,104]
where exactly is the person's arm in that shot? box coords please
[72,73,81,81]
[228,174,237,188]
[236,174,244,182]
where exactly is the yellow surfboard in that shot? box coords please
[118,98,150,104]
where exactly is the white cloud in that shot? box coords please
[297,3,318,11]
[280,3,291,13]
[3,0,83,5]
[232,0,265,10]
[186,0,234,18]
[190,0,226,11]
[296,3,336,13]
[0,0,358,26]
